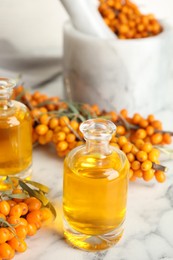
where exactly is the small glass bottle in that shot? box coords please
[0,78,32,189]
[63,118,129,251]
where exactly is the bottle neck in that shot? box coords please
[86,139,111,155]
[0,92,12,110]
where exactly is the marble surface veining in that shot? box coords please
[14,77,173,260]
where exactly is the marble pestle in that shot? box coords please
[59,0,116,39]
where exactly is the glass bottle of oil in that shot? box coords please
[63,118,129,251]
[0,78,32,189]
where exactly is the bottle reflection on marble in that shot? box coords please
[63,119,129,251]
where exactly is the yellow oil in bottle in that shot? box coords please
[0,78,32,190]
[63,119,129,251]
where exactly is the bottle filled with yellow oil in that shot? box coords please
[0,78,32,190]
[63,118,129,251]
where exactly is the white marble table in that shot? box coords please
[15,81,173,260]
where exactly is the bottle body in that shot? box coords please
[63,144,129,250]
[0,98,32,189]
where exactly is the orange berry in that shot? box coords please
[132,113,142,124]
[120,109,128,118]
[122,142,133,154]
[143,169,154,181]
[135,129,147,139]
[45,130,53,143]
[110,142,120,149]
[18,203,28,216]
[40,208,52,222]
[8,237,27,253]
[0,201,10,216]
[35,124,48,136]
[7,216,20,225]
[27,223,37,236]
[162,133,172,144]
[118,136,128,147]
[12,188,24,203]
[116,125,126,135]
[147,114,155,123]
[130,175,137,182]
[7,229,14,241]
[19,218,28,227]
[66,133,76,143]
[39,107,48,114]
[54,131,66,142]
[155,170,166,183]
[136,151,148,162]
[131,160,141,171]
[0,243,14,259]
[24,197,37,205]
[151,120,162,130]
[28,199,42,212]
[141,160,152,171]
[0,228,10,244]
[141,143,153,153]
[126,153,135,163]
[146,125,154,136]
[131,145,139,155]
[59,116,70,126]
[134,139,145,149]
[26,210,42,228]
[49,118,59,129]
[151,133,163,144]
[0,213,6,220]
[148,149,160,163]
[139,119,149,128]
[70,120,79,130]
[15,225,28,240]
[61,126,71,134]
[39,114,49,125]
[129,169,134,179]
[9,205,22,218]
[134,169,143,178]
[56,141,68,152]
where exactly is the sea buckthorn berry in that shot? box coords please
[131,145,139,155]
[54,131,66,142]
[134,169,143,178]
[148,149,160,163]
[122,142,133,154]
[136,151,148,162]
[116,125,126,135]
[143,169,154,181]
[26,210,42,229]
[0,213,6,220]
[27,223,37,236]
[0,201,10,216]
[141,143,152,153]
[134,139,145,149]
[132,113,141,124]
[131,160,141,171]
[9,205,22,218]
[0,243,14,259]
[7,216,20,225]
[49,118,59,129]
[155,170,166,183]
[130,175,137,182]
[66,133,76,143]
[68,142,77,150]
[8,237,27,253]
[15,225,28,240]
[59,116,70,126]
[41,208,52,222]
[70,120,79,130]
[39,114,49,125]
[56,141,68,152]
[118,136,128,147]
[150,133,163,144]
[35,124,48,136]
[28,198,42,212]
[126,153,135,163]
[61,126,71,134]
[135,129,147,139]
[7,229,14,241]
[146,125,154,136]
[12,188,24,203]
[162,133,172,144]
[120,109,128,118]
[0,228,10,244]
[39,107,48,114]
[151,120,162,130]
[19,218,28,227]
[139,119,149,128]
[129,169,134,179]
[45,130,53,143]
[19,203,28,216]
[24,197,37,205]
[141,160,152,171]
[147,114,155,123]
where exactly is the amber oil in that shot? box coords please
[63,119,129,251]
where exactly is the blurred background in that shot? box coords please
[0,0,173,56]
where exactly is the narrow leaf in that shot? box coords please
[46,202,57,219]
[25,180,50,193]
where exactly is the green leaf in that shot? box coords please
[19,180,35,197]
[25,180,50,193]
[32,190,49,206]
[8,193,28,199]
[46,202,57,219]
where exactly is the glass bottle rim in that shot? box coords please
[0,78,16,94]
[80,118,116,141]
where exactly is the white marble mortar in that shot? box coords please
[63,21,173,114]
